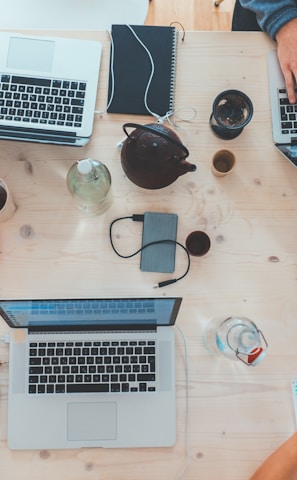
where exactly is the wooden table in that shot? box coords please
[1,30,297,480]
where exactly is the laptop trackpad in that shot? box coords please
[67,402,117,441]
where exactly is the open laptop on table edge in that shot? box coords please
[0,296,182,450]
[0,32,102,146]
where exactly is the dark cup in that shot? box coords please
[186,231,211,257]
[210,89,253,140]
[0,185,7,209]
[0,179,16,222]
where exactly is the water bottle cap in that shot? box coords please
[77,159,93,175]
[247,347,266,366]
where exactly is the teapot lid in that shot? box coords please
[122,122,190,159]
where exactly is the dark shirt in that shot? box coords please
[232,0,297,39]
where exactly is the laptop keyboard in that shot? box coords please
[0,74,86,128]
[279,88,297,135]
[28,339,156,394]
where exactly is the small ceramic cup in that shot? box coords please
[211,149,236,177]
[0,179,16,222]
[185,231,211,257]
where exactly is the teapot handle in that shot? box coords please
[122,123,189,159]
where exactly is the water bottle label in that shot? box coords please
[216,334,226,352]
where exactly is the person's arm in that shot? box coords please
[239,0,297,38]
[250,432,297,480]
[239,0,297,103]
[276,18,297,104]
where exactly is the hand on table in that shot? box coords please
[276,18,297,104]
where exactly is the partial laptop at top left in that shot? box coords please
[268,49,297,167]
[0,32,102,146]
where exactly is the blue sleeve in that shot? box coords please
[239,0,297,39]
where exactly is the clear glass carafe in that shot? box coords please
[67,158,112,215]
[205,316,268,366]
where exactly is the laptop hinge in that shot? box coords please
[291,138,297,145]
[0,125,88,146]
[28,324,158,334]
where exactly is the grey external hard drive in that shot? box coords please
[140,212,178,273]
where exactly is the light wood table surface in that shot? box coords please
[1,29,297,480]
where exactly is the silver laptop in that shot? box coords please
[0,296,182,450]
[268,49,297,167]
[0,32,101,146]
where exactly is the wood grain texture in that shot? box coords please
[146,0,235,30]
[1,28,297,480]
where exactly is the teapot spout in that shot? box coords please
[179,159,197,176]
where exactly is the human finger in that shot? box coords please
[283,69,296,104]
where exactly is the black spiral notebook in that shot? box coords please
[107,24,178,116]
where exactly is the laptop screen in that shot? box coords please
[0,297,182,329]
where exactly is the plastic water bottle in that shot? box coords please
[67,158,112,215]
[205,316,268,366]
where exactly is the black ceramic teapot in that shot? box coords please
[120,123,196,189]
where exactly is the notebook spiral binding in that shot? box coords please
[169,27,178,115]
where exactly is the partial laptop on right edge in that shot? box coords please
[268,49,297,167]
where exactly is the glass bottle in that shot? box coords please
[204,316,268,366]
[66,158,112,215]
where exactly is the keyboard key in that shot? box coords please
[67,384,110,393]
[12,75,51,86]
[137,374,155,382]
[29,357,41,365]
[29,366,43,374]
[55,385,66,393]
[111,384,121,392]
[1,75,10,83]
